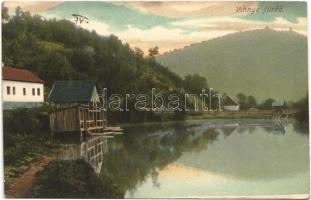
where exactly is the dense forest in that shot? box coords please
[1,5,308,118]
[1,5,212,122]
[2,6,183,91]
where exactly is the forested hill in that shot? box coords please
[157,29,308,102]
[2,10,183,96]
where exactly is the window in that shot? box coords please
[13,87,15,95]
[6,86,10,95]
[37,88,40,96]
[23,88,26,96]
[32,88,35,96]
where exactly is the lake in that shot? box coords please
[55,119,309,198]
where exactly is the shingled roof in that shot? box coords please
[3,66,44,83]
[272,100,284,107]
[223,95,239,106]
[47,80,98,103]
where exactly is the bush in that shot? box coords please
[295,95,309,125]
[3,107,50,136]
[3,107,56,167]
[4,108,39,136]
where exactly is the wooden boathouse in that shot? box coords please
[47,80,106,135]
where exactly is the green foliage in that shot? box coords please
[148,46,159,57]
[258,98,275,110]
[3,108,43,136]
[237,93,247,102]
[31,160,123,198]
[184,74,208,95]
[2,8,186,122]
[247,95,257,108]
[3,108,58,174]
[295,95,308,124]
[2,10,183,89]
[237,93,257,110]
[1,3,9,21]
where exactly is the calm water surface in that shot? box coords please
[56,119,309,198]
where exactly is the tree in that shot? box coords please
[259,98,274,110]
[148,46,159,57]
[134,47,144,58]
[1,2,9,21]
[41,51,74,86]
[71,48,96,75]
[237,93,257,110]
[15,6,23,17]
[247,95,257,108]
[237,93,247,110]
[1,8,189,122]
[184,74,208,95]
[295,94,308,124]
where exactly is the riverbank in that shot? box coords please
[4,142,59,197]
[2,107,304,197]
[30,160,124,198]
[186,109,299,120]
[5,155,56,198]
[3,108,60,196]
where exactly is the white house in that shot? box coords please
[223,95,239,111]
[2,66,44,109]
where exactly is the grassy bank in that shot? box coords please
[3,107,124,198]
[3,107,59,188]
[31,160,123,198]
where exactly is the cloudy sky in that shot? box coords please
[4,1,307,54]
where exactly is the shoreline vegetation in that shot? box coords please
[2,5,309,199]
[3,106,308,197]
[187,109,298,120]
[2,5,308,123]
[31,160,123,198]
[3,107,59,197]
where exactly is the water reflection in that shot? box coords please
[55,136,109,175]
[101,121,219,194]
[99,119,309,197]
[272,118,288,133]
[52,119,309,197]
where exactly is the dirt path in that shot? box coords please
[5,155,56,198]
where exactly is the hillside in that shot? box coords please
[157,29,308,102]
[2,10,185,122]
[2,15,183,91]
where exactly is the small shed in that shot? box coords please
[48,80,106,135]
[223,95,239,111]
[272,100,284,107]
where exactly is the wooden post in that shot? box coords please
[80,130,83,141]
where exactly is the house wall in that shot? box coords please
[2,80,44,102]
[223,105,239,111]
[90,86,99,102]
[3,102,43,110]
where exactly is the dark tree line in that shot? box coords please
[2,5,212,122]
[236,92,308,111]
[2,6,183,92]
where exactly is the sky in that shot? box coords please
[4,1,308,54]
